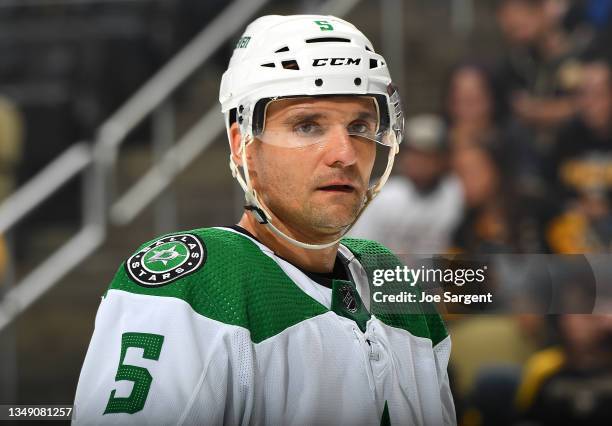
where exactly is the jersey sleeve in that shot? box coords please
[73,269,255,424]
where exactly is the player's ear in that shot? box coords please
[229,122,243,167]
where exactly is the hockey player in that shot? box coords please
[73,15,456,425]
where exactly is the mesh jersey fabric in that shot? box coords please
[108,227,447,345]
[74,226,456,425]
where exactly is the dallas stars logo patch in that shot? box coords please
[126,234,205,287]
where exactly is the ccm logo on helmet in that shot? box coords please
[312,57,361,67]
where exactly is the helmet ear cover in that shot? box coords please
[228,107,237,128]
[247,94,391,139]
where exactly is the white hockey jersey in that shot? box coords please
[73,227,456,425]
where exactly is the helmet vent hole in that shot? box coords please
[315,78,323,87]
[369,59,378,69]
[306,37,351,44]
[275,46,289,53]
[281,60,300,70]
[261,62,276,68]
[354,78,362,86]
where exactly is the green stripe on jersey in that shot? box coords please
[109,228,327,344]
[341,237,448,347]
[108,228,447,346]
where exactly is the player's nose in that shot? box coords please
[323,126,358,167]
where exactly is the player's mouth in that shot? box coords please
[317,183,356,193]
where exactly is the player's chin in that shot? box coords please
[314,205,360,229]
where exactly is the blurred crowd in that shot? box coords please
[355,0,612,256]
[351,0,612,425]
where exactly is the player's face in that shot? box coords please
[249,96,377,236]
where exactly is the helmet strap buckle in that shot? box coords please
[244,205,269,224]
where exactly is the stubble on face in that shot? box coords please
[244,96,378,241]
[249,141,368,238]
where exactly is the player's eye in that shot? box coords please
[293,122,324,137]
[347,121,375,136]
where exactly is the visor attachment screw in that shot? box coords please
[315,78,323,87]
[354,77,361,86]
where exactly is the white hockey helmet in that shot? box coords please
[219,14,404,249]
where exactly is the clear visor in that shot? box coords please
[252,95,400,148]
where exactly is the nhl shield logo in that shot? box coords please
[126,234,205,287]
[338,284,359,313]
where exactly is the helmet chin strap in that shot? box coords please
[229,133,399,250]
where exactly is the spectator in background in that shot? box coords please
[515,262,612,426]
[452,142,549,252]
[497,0,579,198]
[456,257,601,426]
[350,115,463,254]
[563,0,612,62]
[444,62,541,188]
[516,314,612,425]
[565,0,612,32]
[547,58,612,253]
[495,0,580,151]
[445,63,503,150]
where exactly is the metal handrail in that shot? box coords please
[110,107,224,225]
[95,0,268,159]
[0,143,92,234]
[0,0,270,332]
[0,225,103,331]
